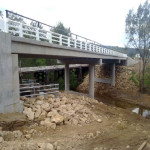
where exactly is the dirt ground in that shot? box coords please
[1,93,150,150]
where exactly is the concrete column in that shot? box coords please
[89,64,95,98]
[111,63,115,86]
[65,63,69,91]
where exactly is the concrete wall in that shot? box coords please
[0,32,23,113]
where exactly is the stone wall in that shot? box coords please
[77,64,138,96]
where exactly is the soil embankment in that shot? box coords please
[0,92,150,149]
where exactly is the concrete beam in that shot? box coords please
[65,63,69,91]
[60,58,100,64]
[89,64,95,98]
[95,78,112,84]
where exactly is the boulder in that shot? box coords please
[36,100,43,105]
[41,102,50,111]
[51,113,64,124]
[23,107,35,120]
[0,137,4,143]
[38,110,47,120]
[35,107,42,118]
[40,118,56,129]
[36,95,44,100]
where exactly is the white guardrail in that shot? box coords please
[0,18,127,58]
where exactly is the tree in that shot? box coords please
[51,22,71,36]
[126,0,150,91]
[70,69,78,90]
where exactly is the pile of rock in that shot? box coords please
[21,92,99,129]
[77,65,138,95]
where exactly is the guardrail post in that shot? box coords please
[74,39,76,48]
[80,41,82,49]
[19,23,23,37]
[68,37,70,47]
[85,42,87,50]
[59,34,62,45]
[36,29,39,40]
[89,44,91,51]
[48,32,52,43]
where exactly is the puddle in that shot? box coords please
[96,96,150,119]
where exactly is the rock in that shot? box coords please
[96,131,101,136]
[23,107,35,120]
[41,102,50,111]
[47,110,57,117]
[51,113,64,124]
[25,134,31,140]
[13,130,23,139]
[36,100,43,105]
[48,94,55,99]
[45,143,54,150]
[36,95,44,100]
[97,119,102,123]
[87,133,94,138]
[37,142,54,150]
[40,118,56,129]
[72,119,78,125]
[38,110,47,120]
[126,145,130,149]
[0,131,3,136]
[56,146,61,150]
[35,107,42,118]
[20,96,26,101]
[0,126,2,130]
[0,137,4,143]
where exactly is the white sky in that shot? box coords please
[0,0,148,47]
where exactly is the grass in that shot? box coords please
[129,71,139,86]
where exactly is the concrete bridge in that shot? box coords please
[0,14,127,113]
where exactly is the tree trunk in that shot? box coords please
[139,58,142,91]
[141,60,146,92]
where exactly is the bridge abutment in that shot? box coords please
[0,32,23,113]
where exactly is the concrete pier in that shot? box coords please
[65,63,70,91]
[89,64,95,98]
[111,63,115,86]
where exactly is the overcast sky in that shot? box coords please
[0,0,148,47]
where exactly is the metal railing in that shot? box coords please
[0,10,127,58]
[20,83,59,97]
